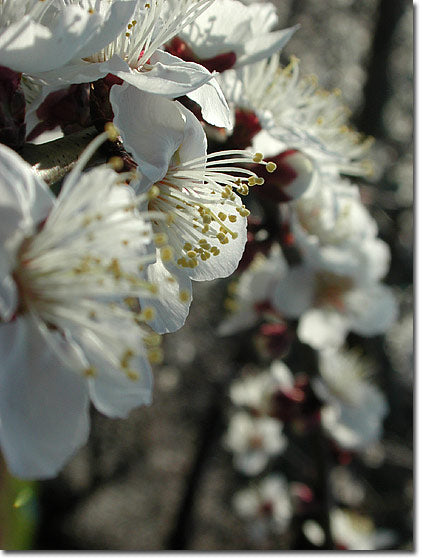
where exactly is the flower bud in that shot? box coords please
[253,149,315,202]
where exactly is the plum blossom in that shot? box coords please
[222,55,373,179]
[272,232,398,349]
[303,509,396,550]
[171,0,298,71]
[0,133,160,479]
[233,474,293,541]
[229,361,294,415]
[218,244,286,336]
[224,410,287,475]
[313,347,389,451]
[111,87,273,333]
[28,0,231,129]
[0,0,138,74]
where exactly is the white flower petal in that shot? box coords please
[0,143,53,255]
[111,83,186,183]
[187,199,247,281]
[272,265,315,318]
[345,284,398,336]
[0,7,106,74]
[0,317,90,479]
[144,257,192,334]
[75,0,137,59]
[114,49,216,97]
[0,246,17,321]
[298,308,349,349]
[186,76,232,129]
[237,25,299,67]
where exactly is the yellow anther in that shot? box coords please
[148,185,160,199]
[211,247,220,256]
[148,348,163,365]
[161,246,174,262]
[149,283,159,295]
[83,366,97,378]
[126,370,140,381]
[154,232,168,246]
[120,348,134,369]
[266,162,277,173]
[183,242,193,251]
[144,333,162,347]
[187,250,197,258]
[231,232,238,240]
[218,212,227,221]
[124,297,137,308]
[253,152,263,163]
[179,290,190,303]
[224,298,239,312]
[108,156,124,171]
[141,306,155,321]
[202,225,210,234]
[256,177,264,185]
[104,122,119,141]
[228,215,237,223]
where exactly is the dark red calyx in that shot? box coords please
[27,83,90,141]
[0,65,26,149]
[90,75,122,132]
[167,37,237,73]
[251,149,299,203]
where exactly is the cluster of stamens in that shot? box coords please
[147,150,276,270]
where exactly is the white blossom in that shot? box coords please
[0,0,137,74]
[233,474,293,541]
[0,134,160,479]
[224,410,287,475]
[313,347,389,450]
[111,89,272,333]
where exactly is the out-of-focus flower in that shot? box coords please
[223,55,373,178]
[272,237,398,349]
[303,509,396,550]
[0,133,159,479]
[233,474,293,541]
[229,361,294,415]
[224,410,287,475]
[219,244,286,336]
[313,347,389,450]
[169,0,297,71]
[0,0,137,74]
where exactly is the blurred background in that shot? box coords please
[0,0,413,550]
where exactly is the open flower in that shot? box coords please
[224,410,287,475]
[0,132,159,479]
[28,0,231,129]
[313,347,389,450]
[111,86,272,333]
[0,0,137,74]
[221,55,373,179]
[170,0,297,71]
[233,474,293,541]
[218,244,286,336]
[272,235,397,349]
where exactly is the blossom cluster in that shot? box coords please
[0,3,399,548]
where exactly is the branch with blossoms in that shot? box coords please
[0,0,402,551]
